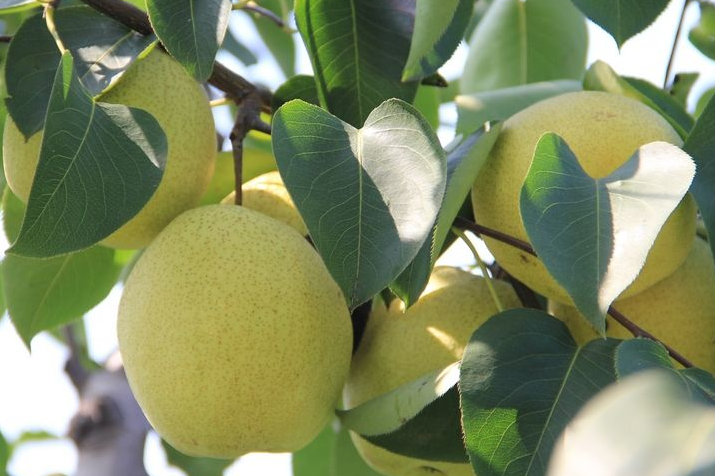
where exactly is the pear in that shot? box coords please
[118,205,353,458]
[3,48,216,249]
[472,91,696,305]
[344,267,521,476]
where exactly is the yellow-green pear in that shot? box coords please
[221,170,307,235]
[472,91,696,305]
[117,205,352,458]
[3,48,216,249]
[550,237,715,374]
[344,267,522,476]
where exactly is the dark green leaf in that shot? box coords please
[402,0,473,81]
[5,6,156,138]
[147,0,231,81]
[583,60,692,138]
[695,87,715,119]
[162,440,233,476]
[2,185,120,348]
[0,0,37,14]
[221,28,258,66]
[520,133,695,332]
[272,74,320,111]
[689,0,715,60]
[615,338,715,404]
[247,0,295,78]
[570,0,669,48]
[295,0,419,127]
[548,370,715,476]
[670,72,699,106]
[455,80,582,135]
[685,94,715,287]
[272,99,446,309]
[9,51,166,258]
[339,362,466,462]
[461,0,587,94]
[460,309,621,476]
[391,123,502,305]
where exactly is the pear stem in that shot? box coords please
[453,216,694,368]
[452,227,504,313]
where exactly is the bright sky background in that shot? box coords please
[2,1,715,475]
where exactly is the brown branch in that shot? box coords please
[453,216,693,367]
[79,0,264,103]
[0,35,12,43]
[607,306,693,368]
[63,325,90,391]
[663,0,691,88]
[240,3,287,29]
[230,92,270,204]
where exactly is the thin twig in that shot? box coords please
[607,306,693,368]
[664,0,692,88]
[0,35,12,43]
[240,2,289,30]
[453,216,693,366]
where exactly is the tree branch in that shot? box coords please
[663,0,691,88]
[78,0,265,104]
[453,216,693,367]
[229,92,270,204]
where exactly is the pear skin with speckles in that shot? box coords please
[117,205,353,458]
[472,91,696,305]
[344,267,521,476]
[3,48,216,249]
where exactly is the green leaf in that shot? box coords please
[0,429,8,475]
[147,0,231,81]
[689,0,715,60]
[615,338,715,404]
[461,0,587,94]
[272,99,446,309]
[402,0,473,81]
[295,0,419,127]
[583,60,693,138]
[685,98,715,293]
[339,362,466,462]
[247,0,295,78]
[455,80,582,135]
[460,309,621,476]
[221,28,258,66]
[0,0,37,14]
[293,422,383,476]
[390,123,503,306]
[8,51,166,258]
[3,246,121,348]
[2,188,23,243]
[5,6,156,138]
[412,86,440,130]
[670,72,699,106]
[162,440,233,476]
[272,74,320,111]
[520,133,695,332]
[547,370,715,476]
[569,0,669,48]
[696,87,715,119]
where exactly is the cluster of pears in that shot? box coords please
[471,90,715,374]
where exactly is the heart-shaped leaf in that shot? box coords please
[339,362,466,462]
[402,0,473,81]
[547,370,715,476]
[460,309,621,476]
[8,51,166,258]
[520,133,695,333]
[5,6,156,138]
[391,123,503,306]
[147,0,231,81]
[272,99,446,309]
[569,0,670,48]
[295,0,419,127]
[461,0,587,94]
